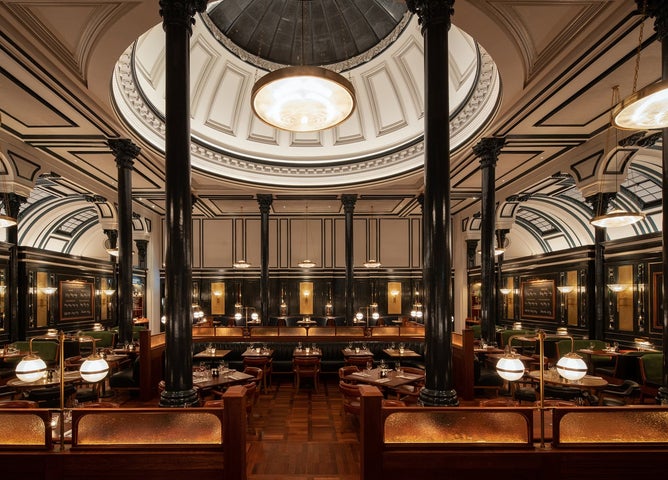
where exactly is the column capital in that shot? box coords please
[135,239,148,269]
[159,0,207,32]
[257,194,273,214]
[406,0,455,30]
[103,228,118,247]
[466,239,478,270]
[642,0,668,40]
[5,193,26,219]
[586,191,616,221]
[108,138,140,169]
[473,137,506,168]
[341,194,358,212]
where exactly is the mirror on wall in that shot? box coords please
[609,264,634,332]
[100,277,114,321]
[132,277,144,319]
[0,268,6,331]
[557,270,578,326]
[36,271,57,327]
[469,282,481,321]
[499,277,514,321]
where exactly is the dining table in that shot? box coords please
[241,347,273,358]
[292,346,322,357]
[343,367,424,390]
[194,348,231,368]
[193,368,253,389]
[527,369,608,403]
[342,347,373,358]
[0,349,28,361]
[576,348,624,373]
[383,348,421,359]
[7,370,82,391]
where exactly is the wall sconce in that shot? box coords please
[192,304,205,322]
[410,302,423,319]
[607,284,627,293]
[499,288,511,295]
[387,281,402,315]
[556,286,574,294]
[370,302,380,321]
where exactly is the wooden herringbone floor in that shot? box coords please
[120,374,362,479]
[244,376,361,480]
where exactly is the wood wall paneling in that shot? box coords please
[411,217,421,268]
[246,218,260,267]
[193,218,201,268]
[380,218,410,267]
[202,219,233,268]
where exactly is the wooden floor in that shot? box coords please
[120,374,363,480]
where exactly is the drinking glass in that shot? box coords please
[366,361,373,372]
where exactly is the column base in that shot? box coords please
[159,388,199,407]
[418,387,459,406]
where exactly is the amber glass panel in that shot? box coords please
[75,411,222,446]
[0,412,48,446]
[384,411,530,445]
[558,410,668,444]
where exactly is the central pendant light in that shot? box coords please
[612,1,668,130]
[250,0,356,133]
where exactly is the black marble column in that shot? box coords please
[496,228,508,323]
[586,192,614,341]
[159,0,206,408]
[341,194,357,325]
[257,194,273,324]
[473,137,505,345]
[643,0,668,404]
[108,138,139,347]
[6,193,25,341]
[407,0,457,406]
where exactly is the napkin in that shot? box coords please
[375,378,390,383]
[351,372,370,377]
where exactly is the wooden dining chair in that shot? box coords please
[243,356,272,392]
[292,356,321,392]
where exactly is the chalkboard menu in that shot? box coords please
[59,280,94,321]
[520,280,555,320]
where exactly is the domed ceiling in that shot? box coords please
[112,0,500,189]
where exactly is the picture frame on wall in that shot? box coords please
[520,279,556,320]
[59,279,95,321]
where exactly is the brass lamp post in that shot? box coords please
[495,330,587,447]
[15,331,109,450]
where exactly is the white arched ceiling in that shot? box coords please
[112,15,500,188]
